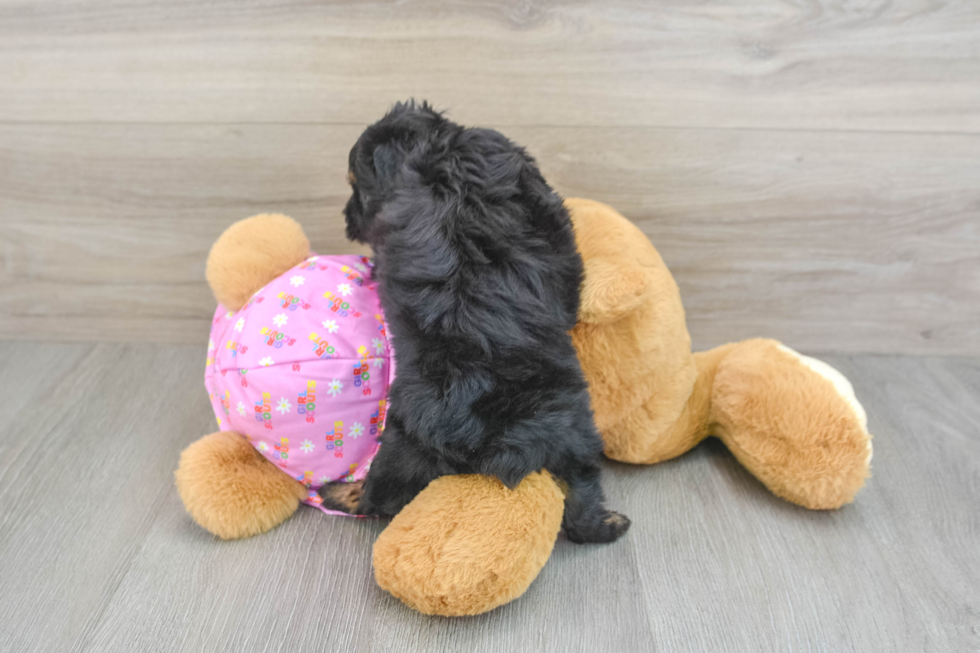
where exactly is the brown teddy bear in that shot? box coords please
[176,198,872,617]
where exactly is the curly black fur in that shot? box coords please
[321,101,629,543]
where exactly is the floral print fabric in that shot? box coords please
[205,254,393,516]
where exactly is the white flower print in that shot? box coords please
[273,313,288,328]
[308,256,319,262]
[372,338,385,355]
[257,441,270,452]
[326,379,344,397]
[234,317,245,332]
[236,401,246,416]
[289,275,305,287]
[317,474,331,485]
[354,263,368,272]
[276,397,292,415]
[371,357,385,368]
[350,422,364,439]
[322,319,339,334]
[225,311,235,319]
[300,439,315,453]
[337,283,352,297]
[259,357,274,367]
[207,338,215,352]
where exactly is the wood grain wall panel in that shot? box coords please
[2,123,977,353]
[0,0,978,132]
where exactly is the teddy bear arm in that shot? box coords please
[578,258,655,324]
[175,431,308,539]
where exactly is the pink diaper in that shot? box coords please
[205,254,393,516]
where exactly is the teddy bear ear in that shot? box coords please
[578,257,654,324]
[206,214,310,311]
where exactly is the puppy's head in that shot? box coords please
[344,100,447,244]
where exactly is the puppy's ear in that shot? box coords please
[372,142,401,194]
[579,257,655,324]
[369,99,443,185]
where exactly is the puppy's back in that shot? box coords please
[376,126,582,351]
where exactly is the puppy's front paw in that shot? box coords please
[565,510,631,544]
[318,480,364,514]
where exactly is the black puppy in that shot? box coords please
[320,101,629,543]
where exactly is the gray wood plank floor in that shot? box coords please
[0,341,977,652]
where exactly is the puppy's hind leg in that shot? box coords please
[560,463,631,544]
[318,479,365,514]
[319,420,439,516]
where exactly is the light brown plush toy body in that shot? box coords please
[176,199,871,616]
[568,198,871,507]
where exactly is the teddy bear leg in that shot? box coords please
[372,472,566,616]
[707,339,872,509]
[175,431,308,539]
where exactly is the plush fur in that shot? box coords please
[205,213,310,311]
[321,102,629,544]
[710,340,872,509]
[175,431,308,540]
[373,471,564,616]
[567,198,871,507]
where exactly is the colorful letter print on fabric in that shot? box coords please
[205,254,393,516]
